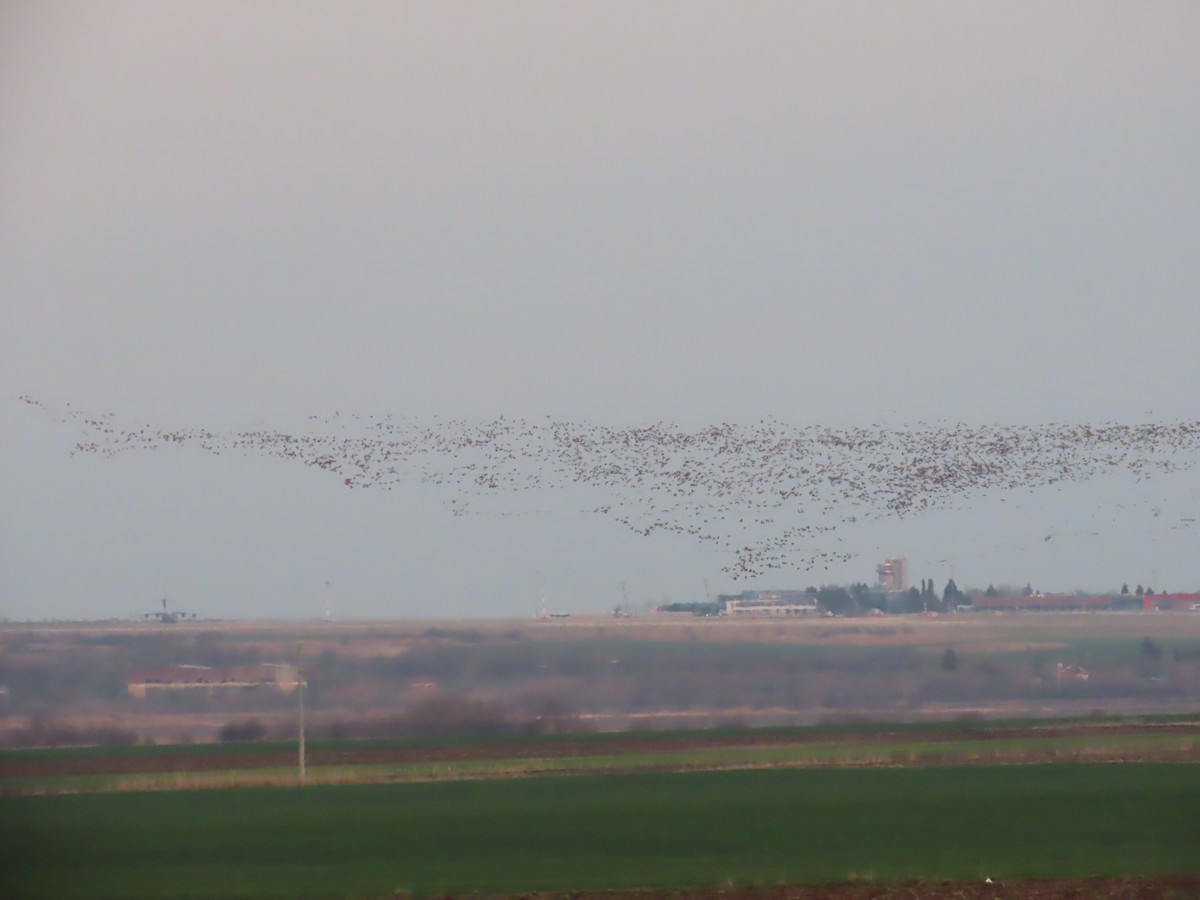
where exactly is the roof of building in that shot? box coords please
[127,664,297,684]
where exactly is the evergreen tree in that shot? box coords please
[850,582,876,610]
[905,586,923,613]
[943,578,961,604]
[817,586,855,616]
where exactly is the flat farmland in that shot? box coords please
[3,717,1200,794]
[5,617,1200,898]
[3,763,1199,900]
[6,612,1200,748]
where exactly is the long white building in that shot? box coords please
[723,591,818,617]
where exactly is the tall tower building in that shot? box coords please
[876,557,908,592]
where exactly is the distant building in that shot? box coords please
[970,594,1112,613]
[126,664,300,698]
[1056,663,1090,682]
[1143,593,1200,612]
[724,590,818,617]
[875,557,908,592]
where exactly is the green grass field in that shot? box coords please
[4,711,1197,763]
[4,730,1197,796]
[3,763,1199,899]
[3,715,1198,795]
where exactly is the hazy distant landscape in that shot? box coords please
[5,2,1199,896]
[5,611,1200,748]
[4,613,1200,899]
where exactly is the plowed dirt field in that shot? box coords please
[510,875,1200,899]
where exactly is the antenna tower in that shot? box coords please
[534,570,547,620]
[296,642,306,783]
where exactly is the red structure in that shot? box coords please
[1143,593,1200,612]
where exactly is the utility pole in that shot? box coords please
[297,643,306,783]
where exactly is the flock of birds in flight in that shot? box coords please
[22,396,1200,578]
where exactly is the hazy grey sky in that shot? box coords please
[3,2,1198,620]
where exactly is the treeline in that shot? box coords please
[5,627,1200,747]
[697,579,1169,616]
[3,719,141,749]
